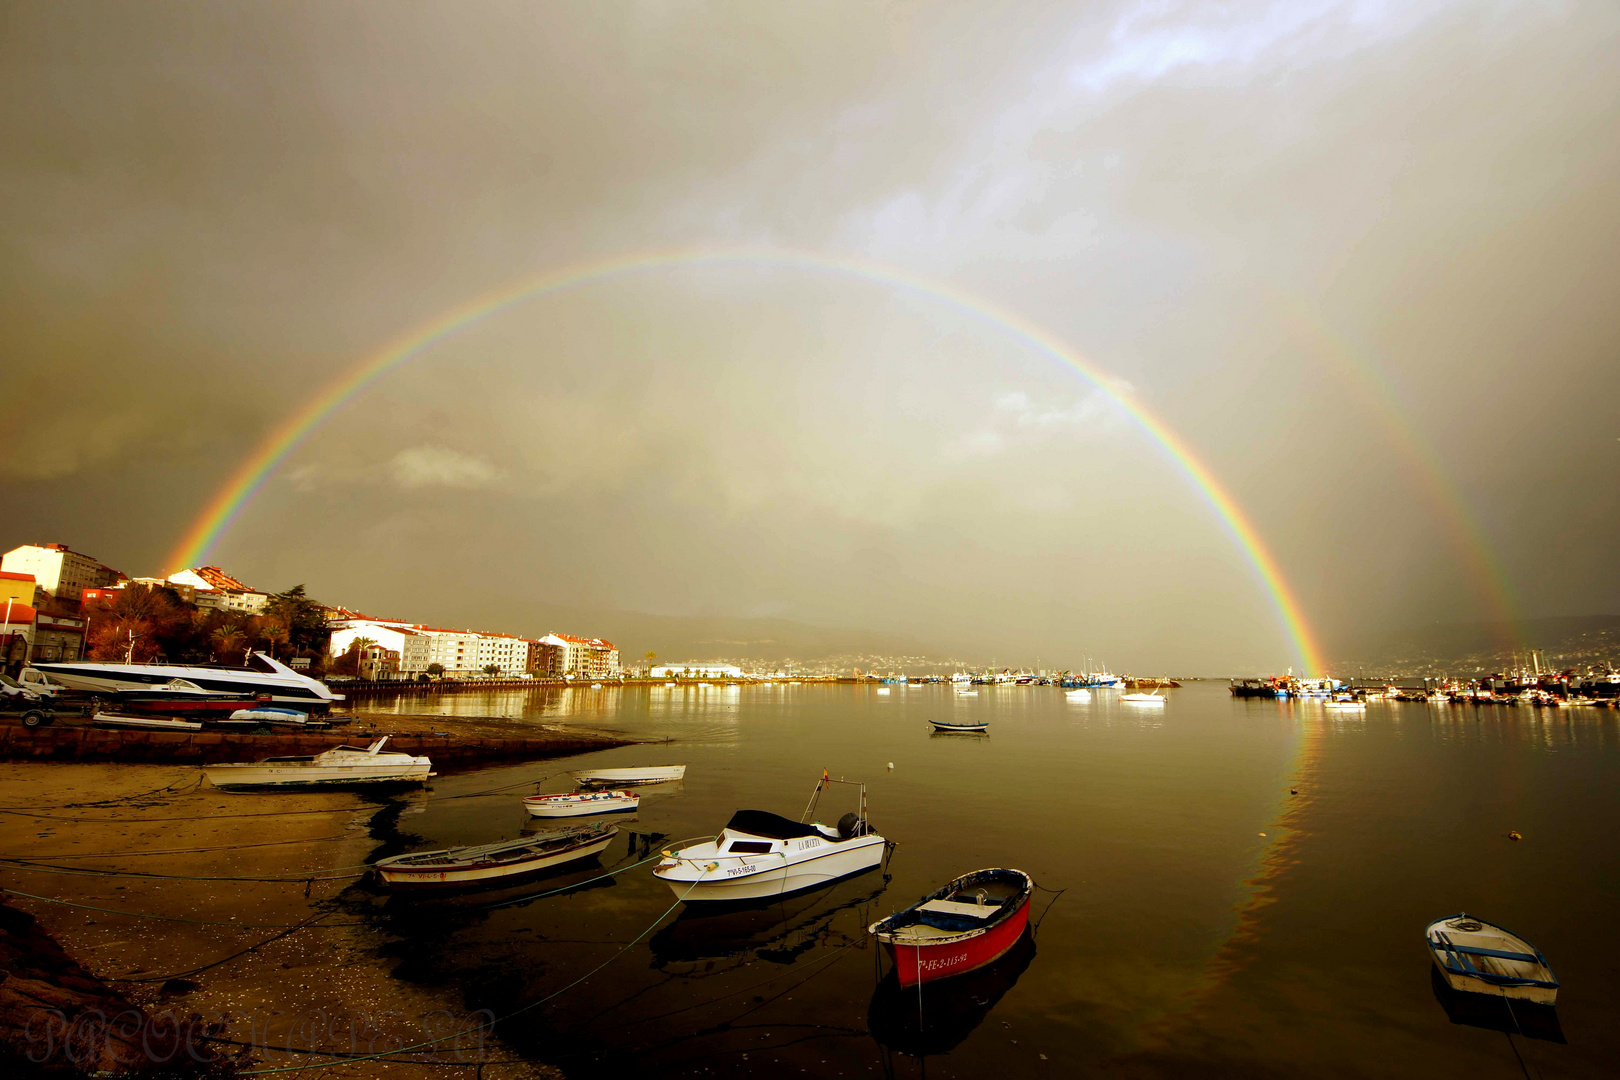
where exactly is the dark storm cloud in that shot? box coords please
[2,1,1616,670]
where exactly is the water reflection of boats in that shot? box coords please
[1429,967,1565,1043]
[868,928,1036,1057]
[929,729,988,740]
[649,876,886,969]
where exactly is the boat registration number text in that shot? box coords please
[725,863,758,876]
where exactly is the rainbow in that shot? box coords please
[167,247,1326,674]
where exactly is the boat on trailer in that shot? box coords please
[202,736,432,791]
[654,771,886,902]
[570,765,686,787]
[374,822,617,889]
[870,867,1035,987]
[523,789,640,817]
[1426,913,1558,1005]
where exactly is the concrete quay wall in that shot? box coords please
[0,724,633,765]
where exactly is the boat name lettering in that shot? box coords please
[796,839,820,851]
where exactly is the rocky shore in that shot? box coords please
[0,714,636,1077]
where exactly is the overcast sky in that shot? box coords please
[3,1,1616,671]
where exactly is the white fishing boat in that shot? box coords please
[203,736,432,791]
[1426,913,1558,1004]
[1065,689,1092,703]
[1120,691,1165,705]
[374,823,617,889]
[654,772,886,902]
[570,765,686,787]
[523,789,640,817]
[92,711,202,732]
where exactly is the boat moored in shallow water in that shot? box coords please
[930,718,989,733]
[654,771,886,902]
[570,765,686,787]
[375,822,617,889]
[523,789,639,817]
[1426,913,1558,1004]
[1120,691,1165,704]
[870,867,1034,987]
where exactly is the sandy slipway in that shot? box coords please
[0,714,639,1078]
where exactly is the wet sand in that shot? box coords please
[0,712,624,1077]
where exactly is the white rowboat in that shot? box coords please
[570,765,686,787]
[523,789,640,817]
[1065,689,1092,703]
[203,737,432,791]
[92,712,202,732]
[1426,913,1558,1004]
[375,823,617,889]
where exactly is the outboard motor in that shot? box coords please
[837,812,862,839]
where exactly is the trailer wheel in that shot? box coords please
[22,711,49,728]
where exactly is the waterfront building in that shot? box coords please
[537,633,622,679]
[650,662,747,679]
[329,617,537,679]
[166,566,270,614]
[1,543,121,602]
[0,601,87,672]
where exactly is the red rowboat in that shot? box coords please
[869,867,1034,987]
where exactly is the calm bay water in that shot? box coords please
[353,682,1620,1077]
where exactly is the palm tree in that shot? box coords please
[210,624,247,663]
[259,618,290,659]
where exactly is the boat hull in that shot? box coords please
[1426,914,1558,1005]
[570,766,686,786]
[92,712,202,732]
[930,721,989,732]
[204,761,433,790]
[882,895,1030,987]
[655,835,886,902]
[377,831,614,889]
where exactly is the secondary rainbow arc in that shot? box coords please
[166,247,1326,675]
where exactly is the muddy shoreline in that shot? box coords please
[0,714,638,1077]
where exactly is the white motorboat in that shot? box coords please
[523,789,639,817]
[1426,913,1558,1004]
[654,772,886,902]
[1324,696,1366,712]
[1120,691,1165,704]
[203,737,432,791]
[1065,689,1092,703]
[92,711,202,732]
[374,823,617,889]
[570,765,686,787]
[28,652,341,712]
[228,705,325,727]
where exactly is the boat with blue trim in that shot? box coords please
[1426,913,1558,1004]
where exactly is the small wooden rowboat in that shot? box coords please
[570,765,686,786]
[1426,913,1558,1004]
[523,789,640,817]
[930,719,989,733]
[870,868,1034,987]
[374,823,617,889]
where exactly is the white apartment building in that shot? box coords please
[330,617,536,678]
[537,633,621,678]
[166,566,270,614]
[1,544,120,601]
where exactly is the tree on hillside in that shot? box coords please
[210,623,248,664]
[264,585,330,655]
[84,585,187,661]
